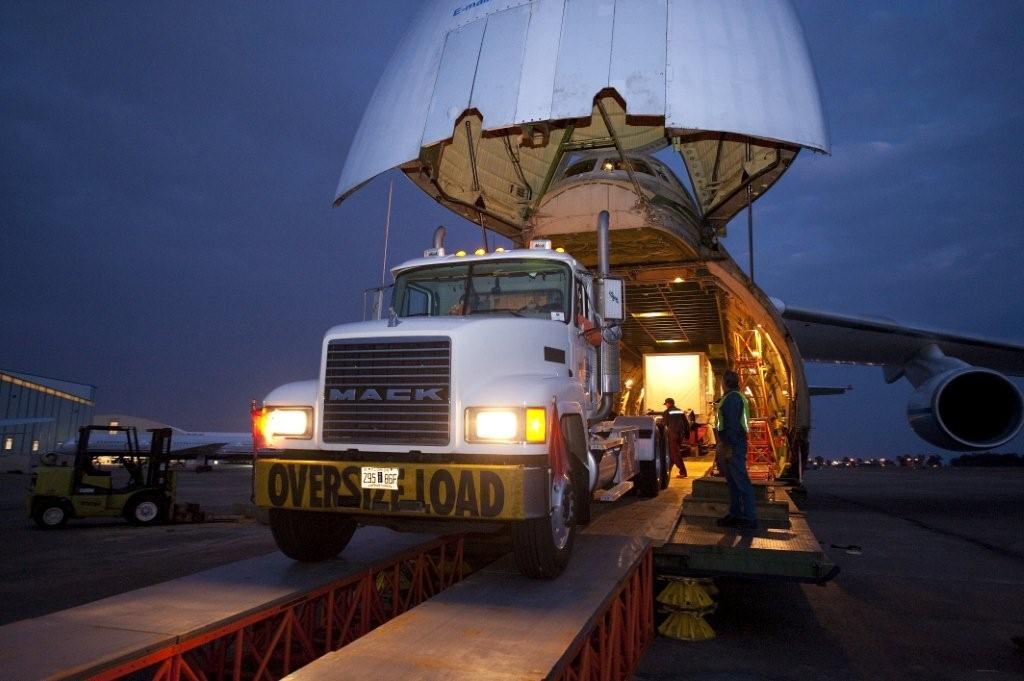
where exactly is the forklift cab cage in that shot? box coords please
[74,425,174,491]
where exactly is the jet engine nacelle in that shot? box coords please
[907,367,1024,451]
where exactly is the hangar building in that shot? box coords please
[0,369,95,473]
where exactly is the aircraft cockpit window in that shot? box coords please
[603,159,654,176]
[563,160,597,178]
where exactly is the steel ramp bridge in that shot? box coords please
[0,463,830,681]
[0,530,652,681]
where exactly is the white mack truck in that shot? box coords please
[252,212,668,578]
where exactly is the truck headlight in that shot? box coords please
[466,407,546,444]
[264,407,312,438]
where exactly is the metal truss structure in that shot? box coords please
[553,547,654,681]
[89,535,468,681]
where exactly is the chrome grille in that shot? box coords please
[322,338,451,446]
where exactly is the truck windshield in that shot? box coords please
[393,259,571,321]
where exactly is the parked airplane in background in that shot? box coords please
[58,427,252,470]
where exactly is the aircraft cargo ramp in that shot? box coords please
[589,459,836,583]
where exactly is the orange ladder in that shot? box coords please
[746,419,776,482]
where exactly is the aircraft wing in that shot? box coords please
[776,302,1024,377]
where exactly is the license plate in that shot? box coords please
[361,466,400,490]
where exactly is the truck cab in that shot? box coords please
[253,218,666,578]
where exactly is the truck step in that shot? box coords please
[595,480,634,502]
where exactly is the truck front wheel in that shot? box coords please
[511,471,576,579]
[269,509,357,562]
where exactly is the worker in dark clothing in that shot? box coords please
[714,371,757,530]
[662,398,688,478]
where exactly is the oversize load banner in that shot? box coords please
[254,460,526,520]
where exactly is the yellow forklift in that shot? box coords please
[27,426,177,528]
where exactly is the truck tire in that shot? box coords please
[269,509,357,562]
[636,439,662,498]
[33,500,70,529]
[658,431,671,490]
[573,463,592,526]
[125,494,166,526]
[511,471,576,579]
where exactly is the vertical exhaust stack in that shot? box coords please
[424,225,447,257]
[592,210,621,423]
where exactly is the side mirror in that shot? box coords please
[601,278,624,321]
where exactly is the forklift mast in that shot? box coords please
[146,428,174,486]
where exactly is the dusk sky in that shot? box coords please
[2,1,1022,458]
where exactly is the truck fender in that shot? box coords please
[611,416,660,462]
[264,379,319,406]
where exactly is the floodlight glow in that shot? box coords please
[475,411,518,440]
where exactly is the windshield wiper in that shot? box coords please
[468,308,527,318]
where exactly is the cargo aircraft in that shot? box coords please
[329,0,1023,480]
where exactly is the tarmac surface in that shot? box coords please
[0,466,274,625]
[2,465,1022,679]
[636,467,1024,680]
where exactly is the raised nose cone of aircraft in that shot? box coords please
[334,0,829,241]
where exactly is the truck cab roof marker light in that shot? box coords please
[474,248,486,256]
[455,250,467,257]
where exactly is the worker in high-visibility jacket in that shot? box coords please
[714,370,758,530]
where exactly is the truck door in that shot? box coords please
[573,276,599,412]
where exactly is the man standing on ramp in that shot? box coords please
[715,371,757,530]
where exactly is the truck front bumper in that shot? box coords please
[253,455,551,521]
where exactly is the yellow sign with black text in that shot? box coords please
[254,459,527,520]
